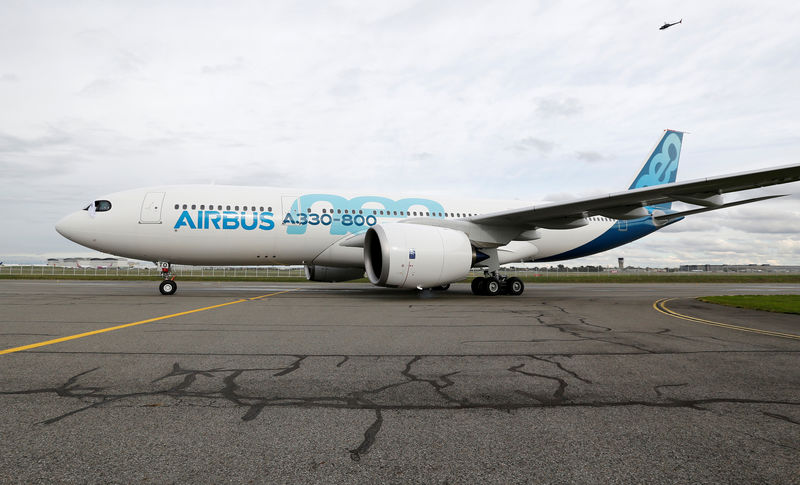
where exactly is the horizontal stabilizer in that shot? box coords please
[653,194,787,223]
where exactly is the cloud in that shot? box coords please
[328,68,363,97]
[201,57,244,74]
[575,151,608,162]
[0,129,71,153]
[78,78,118,96]
[514,136,555,154]
[536,97,582,117]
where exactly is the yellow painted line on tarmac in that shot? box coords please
[653,298,800,341]
[0,289,297,355]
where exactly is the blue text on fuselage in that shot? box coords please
[285,194,445,235]
[174,211,275,231]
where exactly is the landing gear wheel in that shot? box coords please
[507,277,524,296]
[483,278,502,296]
[471,277,485,295]
[159,280,177,295]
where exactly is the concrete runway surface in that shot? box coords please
[1,280,798,484]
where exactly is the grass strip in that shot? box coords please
[697,295,800,315]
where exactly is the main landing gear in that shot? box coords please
[158,262,177,295]
[471,274,524,296]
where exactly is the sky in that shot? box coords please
[1,1,799,267]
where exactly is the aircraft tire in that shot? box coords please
[471,277,485,295]
[484,278,502,296]
[159,280,177,295]
[507,277,524,296]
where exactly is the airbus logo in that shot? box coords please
[174,211,275,231]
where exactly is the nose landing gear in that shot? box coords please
[158,262,177,295]
[470,273,525,296]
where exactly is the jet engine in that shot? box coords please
[364,224,473,288]
[304,265,365,282]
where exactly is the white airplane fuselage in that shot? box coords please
[55,185,651,268]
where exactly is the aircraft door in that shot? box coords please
[616,220,628,231]
[140,192,165,224]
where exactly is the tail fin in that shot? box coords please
[628,130,684,209]
[629,129,684,189]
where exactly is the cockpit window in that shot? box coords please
[83,200,112,212]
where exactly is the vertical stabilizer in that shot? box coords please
[628,130,684,208]
[629,130,683,189]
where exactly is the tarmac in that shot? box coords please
[1,280,798,484]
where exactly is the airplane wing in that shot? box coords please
[338,163,800,249]
[467,163,800,229]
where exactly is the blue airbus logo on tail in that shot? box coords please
[629,131,682,190]
[629,130,683,210]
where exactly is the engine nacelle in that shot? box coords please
[304,265,365,282]
[364,224,473,288]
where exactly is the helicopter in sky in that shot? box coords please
[660,19,682,30]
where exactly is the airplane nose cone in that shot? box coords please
[55,211,86,243]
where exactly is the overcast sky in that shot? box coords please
[1,1,798,267]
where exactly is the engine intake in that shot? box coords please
[364,224,473,288]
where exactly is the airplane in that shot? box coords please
[55,130,800,296]
[660,19,682,30]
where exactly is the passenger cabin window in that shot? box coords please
[174,204,179,209]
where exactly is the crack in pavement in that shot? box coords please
[509,363,568,404]
[654,383,689,398]
[349,409,383,462]
[763,412,800,426]
[3,355,799,461]
[464,301,661,354]
[273,355,306,377]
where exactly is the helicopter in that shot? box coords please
[660,19,682,30]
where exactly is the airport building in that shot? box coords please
[46,257,139,269]
[677,264,800,273]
